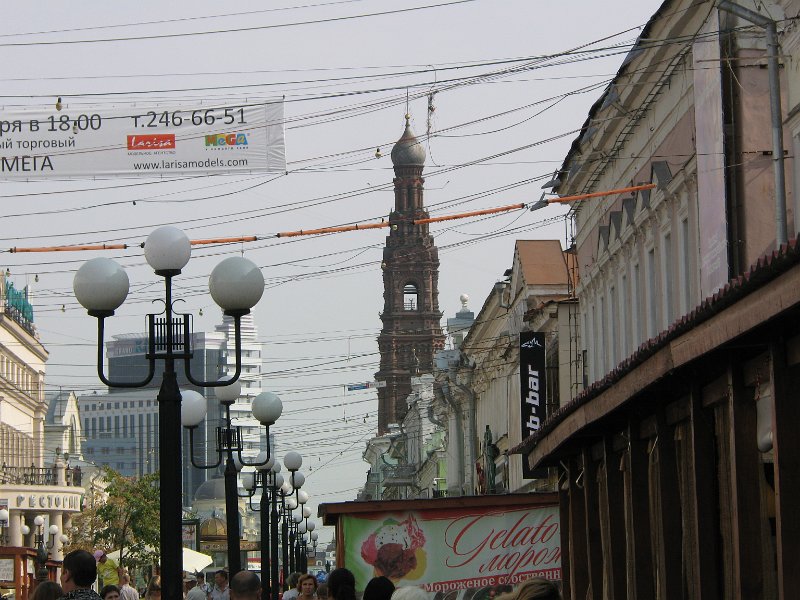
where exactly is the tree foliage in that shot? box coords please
[67,468,161,573]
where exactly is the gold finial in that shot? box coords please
[405,113,410,125]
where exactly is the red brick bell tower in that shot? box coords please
[375,116,445,434]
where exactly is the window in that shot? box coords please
[403,283,418,311]
[115,416,120,437]
[647,248,657,338]
[115,402,119,409]
[84,418,90,434]
[91,404,96,411]
[681,218,691,314]
[632,263,641,348]
[663,233,673,327]
[123,402,127,409]
[91,417,97,436]
[599,295,606,375]
[619,274,628,359]
[609,285,618,367]
[123,415,128,437]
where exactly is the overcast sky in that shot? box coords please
[2,0,662,546]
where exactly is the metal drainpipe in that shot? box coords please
[438,382,465,494]
[718,1,788,247]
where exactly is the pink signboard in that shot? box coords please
[341,503,561,595]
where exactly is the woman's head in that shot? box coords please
[145,576,162,600]
[298,574,318,596]
[499,578,560,600]
[326,568,356,600]
[363,577,395,600]
[100,585,120,600]
[30,581,63,600]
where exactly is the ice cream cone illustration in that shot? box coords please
[360,515,426,581]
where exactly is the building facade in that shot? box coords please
[515,2,800,598]
[0,275,83,565]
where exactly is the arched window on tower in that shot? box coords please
[403,283,419,311]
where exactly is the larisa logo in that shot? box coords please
[521,337,543,349]
[127,134,176,151]
[205,133,248,147]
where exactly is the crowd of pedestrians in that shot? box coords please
[32,551,559,600]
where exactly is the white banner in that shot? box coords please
[0,101,285,179]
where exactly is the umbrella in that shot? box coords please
[106,547,213,573]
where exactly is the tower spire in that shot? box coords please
[375,116,444,434]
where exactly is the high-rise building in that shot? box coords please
[83,312,266,506]
[375,117,445,434]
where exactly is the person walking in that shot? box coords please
[297,574,317,600]
[94,551,120,587]
[118,574,138,600]
[59,550,103,600]
[229,571,261,600]
[31,581,63,600]
[99,586,120,600]
[497,578,560,600]
[195,573,211,600]
[282,573,301,600]
[210,570,230,600]
[325,569,355,600]
[187,576,207,600]
[363,577,394,600]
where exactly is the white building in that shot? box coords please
[0,276,84,562]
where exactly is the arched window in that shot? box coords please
[403,283,418,310]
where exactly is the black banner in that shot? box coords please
[520,331,547,479]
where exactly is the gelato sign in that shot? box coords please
[342,504,560,592]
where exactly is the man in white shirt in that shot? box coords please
[282,573,301,600]
[211,570,230,600]
[118,573,139,600]
[187,576,207,600]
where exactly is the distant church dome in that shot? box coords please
[391,115,426,167]
[194,477,226,502]
[199,517,227,540]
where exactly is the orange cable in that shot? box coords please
[413,203,525,225]
[547,183,656,204]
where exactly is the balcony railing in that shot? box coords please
[0,464,82,487]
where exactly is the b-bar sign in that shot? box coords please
[520,331,547,479]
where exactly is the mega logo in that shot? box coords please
[127,134,176,150]
[205,133,248,147]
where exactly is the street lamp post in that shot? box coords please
[0,509,9,546]
[278,482,292,586]
[244,464,283,600]
[183,387,283,575]
[283,452,304,575]
[33,515,58,582]
[269,463,284,600]
[74,226,265,600]
[310,531,318,571]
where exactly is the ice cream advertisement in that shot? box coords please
[342,504,561,593]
